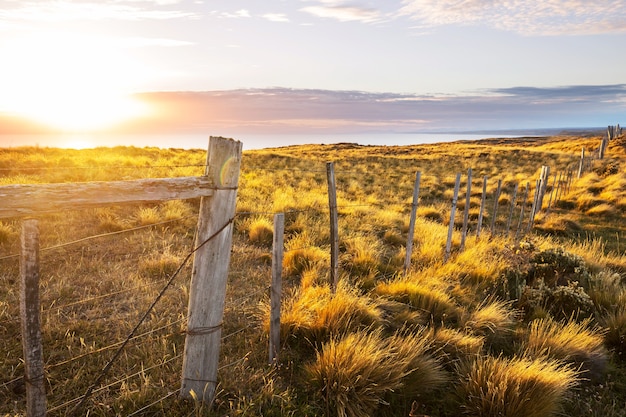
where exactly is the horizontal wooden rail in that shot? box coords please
[0,176,215,218]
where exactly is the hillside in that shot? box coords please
[1,135,626,416]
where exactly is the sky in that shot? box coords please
[0,0,625,145]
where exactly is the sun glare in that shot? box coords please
[0,32,151,132]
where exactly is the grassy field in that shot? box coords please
[1,134,626,416]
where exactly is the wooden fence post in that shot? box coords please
[490,179,502,234]
[181,137,242,403]
[577,148,585,179]
[20,219,46,417]
[476,176,488,237]
[327,162,339,293]
[444,173,461,262]
[460,168,472,252]
[546,173,557,212]
[537,166,550,211]
[505,183,519,236]
[527,179,541,232]
[515,182,530,241]
[404,171,421,275]
[269,213,285,365]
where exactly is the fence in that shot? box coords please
[0,131,621,415]
[0,137,241,416]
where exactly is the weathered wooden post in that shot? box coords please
[444,173,461,262]
[327,162,339,293]
[537,166,550,211]
[546,173,557,212]
[476,176,488,237]
[527,179,541,232]
[269,213,285,365]
[515,182,530,241]
[490,179,502,234]
[404,171,421,275]
[577,148,585,179]
[505,183,519,235]
[20,219,46,417]
[181,137,242,403]
[459,168,472,252]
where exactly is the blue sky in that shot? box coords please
[0,0,625,136]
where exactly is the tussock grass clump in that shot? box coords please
[375,277,460,324]
[246,215,274,246]
[138,252,181,279]
[462,299,518,352]
[305,328,445,417]
[524,318,607,379]
[601,307,626,360]
[432,327,484,364]
[283,232,329,277]
[586,203,617,217]
[0,221,15,244]
[279,283,384,346]
[457,355,579,417]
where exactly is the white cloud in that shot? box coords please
[0,1,197,22]
[219,9,251,19]
[301,5,381,23]
[262,13,290,23]
[398,0,626,35]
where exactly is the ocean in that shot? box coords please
[0,132,526,151]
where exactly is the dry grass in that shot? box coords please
[1,135,625,416]
[457,355,579,417]
[305,327,445,417]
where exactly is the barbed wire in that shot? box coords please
[0,164,207,172]
[0,215,196,262]
[69,216,234,414]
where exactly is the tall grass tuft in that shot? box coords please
[375,277,460,324]
[305,327,445,417]
[457,355,579,417]
[278,283,384,347]
[524,318,607,379]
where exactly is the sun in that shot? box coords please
[0,32,151,132]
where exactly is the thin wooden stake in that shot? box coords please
[546,173,557,212]
[269,213,285,365]
[20,219,46,417]
[327,162,339,293]
[505,183,519,236]
[444,173,461,262]
[527,179,540,232]
[404,171,421,275]
[181,137,242,403]
[490,179,502,234]
[577,148,585,179]
[476,176,488,237]
[460,168,472,252]
[515,182,530,241]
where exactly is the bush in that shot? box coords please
[519,280,594,321]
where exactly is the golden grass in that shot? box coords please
[524,318,607,378]
[305,327,445,417]
[458,355,579,417]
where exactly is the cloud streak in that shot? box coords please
[399,0,626,35]
[103,85,626,135]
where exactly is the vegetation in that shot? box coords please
[1,135,626,416]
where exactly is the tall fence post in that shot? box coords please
[505,183,519,236]
[527,179,541,232]
[490,179,502,234]
[327,162,339,293]
[404,171,421,275]
[577,148,585,179]
[476,176,488,237]
[269,213,285,365]
[20,219,46,417]
[444,173,461,262]
[515,182,530,241]
[181,137,242,403]
[460,168,472,252]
